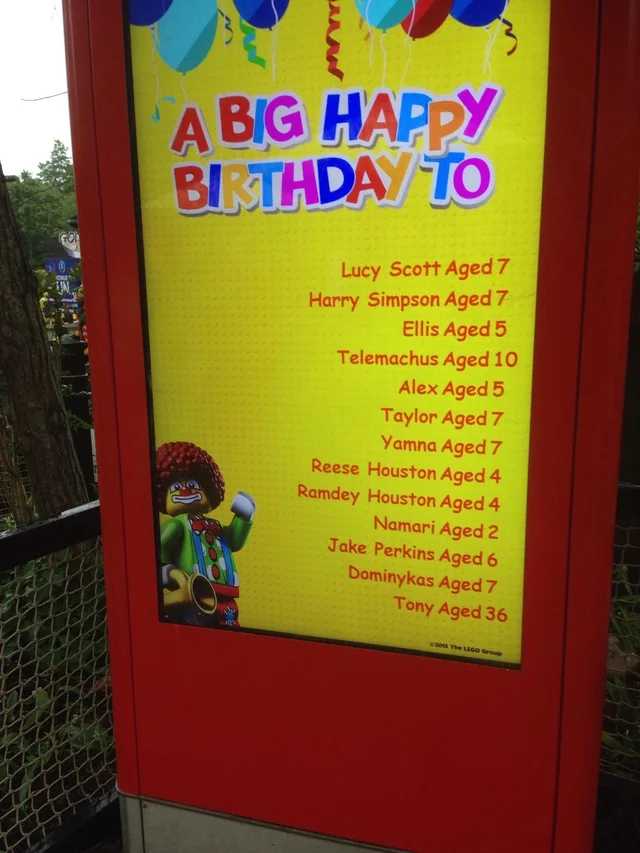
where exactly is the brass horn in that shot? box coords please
[189,574,218,615]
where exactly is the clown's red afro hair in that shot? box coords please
[155,441,225,512]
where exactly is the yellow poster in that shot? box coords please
[128,0,550,666]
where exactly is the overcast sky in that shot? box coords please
[0,1,72,176]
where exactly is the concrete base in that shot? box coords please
[120,795,405,853]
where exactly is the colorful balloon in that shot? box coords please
[232,0,290,29]
[356,0,416,31]
[450,0,506,27]
[156,0,218,73]
[402,0,452,38]
[129,0,174,26]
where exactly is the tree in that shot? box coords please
[0,157,88,518]
[37,139,75,193]
[7,141,76,268]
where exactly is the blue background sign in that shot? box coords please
[44,257,81,302]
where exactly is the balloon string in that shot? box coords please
[399,29,414,90]
[271,28,278,80]
[179,75,189,103]
[270,0,280,27]
[501,17,518,55]
[405,0,416,38]
[218,8,233,44]
[358,11,374,70]
[399,0,416,90]
[379,31,387,87]
[365,0,373,28]
[149,25,162,121]
[482,15,501,76]
[239,18,266,68]
[270,0,279,80]
[326,1,344,81]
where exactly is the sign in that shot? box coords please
[59,230,81,259]
[65,2,640,849]
[127,2,550,665]
[44,256,80,302]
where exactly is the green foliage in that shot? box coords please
[36,140,75,194]
[601,562,640,782]
[0,543,114,850]
[35,269,65,341]
[7,141,76,268]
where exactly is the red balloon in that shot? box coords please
[402,0,452,38]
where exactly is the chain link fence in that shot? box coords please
[602,521,640,783]
[0,537,116,853]
[0,496,636,850]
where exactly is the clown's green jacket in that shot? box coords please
[159,513,252,587]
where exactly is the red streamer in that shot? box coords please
[326,2,344,81]
[501,16,518,56]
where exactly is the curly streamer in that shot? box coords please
[326,1,344,81]
[239,18,266,68]
[218,8,233,44]
[501,16,518,55]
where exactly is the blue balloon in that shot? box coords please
[156,0,218,73]
[356,0,415,30]
[233,0,290,29]
[129,1,174,26]
[450,0,506,27]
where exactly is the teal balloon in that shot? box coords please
[156,0,218,73]
[356,0,416,30]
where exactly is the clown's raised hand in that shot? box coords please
[231,491,256,521]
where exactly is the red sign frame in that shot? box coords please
[63,2,640,851]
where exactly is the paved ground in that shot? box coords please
[50,803,121,853]
[593,775,640,852]
[55,777,640,853]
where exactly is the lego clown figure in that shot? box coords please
[156,441,255,627]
